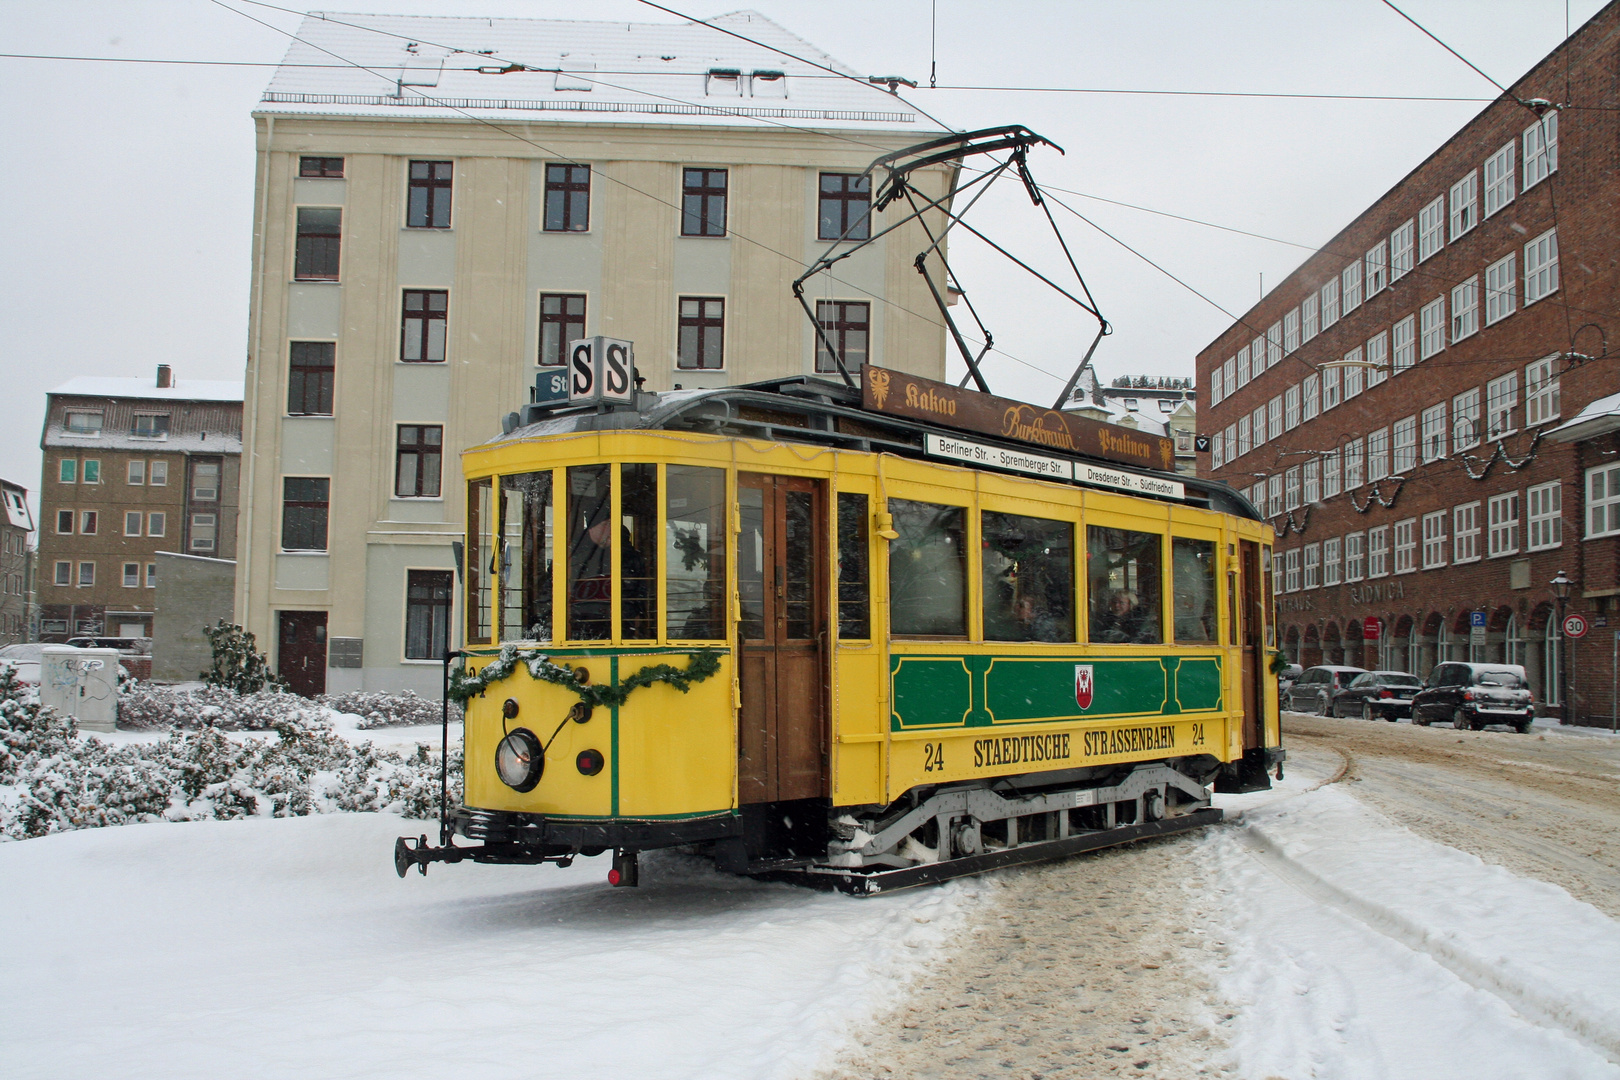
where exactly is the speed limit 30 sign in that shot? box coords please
[1564,613,1590,639]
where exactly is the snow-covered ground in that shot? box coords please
[1203,759,1620,1078]
[0,812,980,1080]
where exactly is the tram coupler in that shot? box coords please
[394,834,471,878]
[608,848,640,887]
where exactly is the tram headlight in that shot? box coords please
[495,729,544,792]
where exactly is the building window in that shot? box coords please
[401,290,448,363]
[294,207,341,280]
[1422,510,1447,568]
[192,461,219,502]
[1283,308,1300,353]
[1210,362,1224,407]
[1367,525,1389,578]
[1448,171,1477,239]
[1304,458,1321,503]
[1267,396,1283,442]
[282,477,329,552]
[677,297,725,369]
[78,562,95,587]
[1484,141,1515,217]
[56,509,72,534]
[1393,519,1416,574]
[123,562,140,588]
[1524,228,1559,304]
[1369,426,1392,481]
[124,511,142,536]
[1316,366,1338,414]
[1588,464,1620,538]
[1418,195,1445,261]
[818,173,871,241]
[146,563,157,588]
[1344,532,1366,582]
[1454,502,1481,562]
[1285,467,1301,511]
[1237,415,1252,456]
[59,458,77,484]
[1323,536,1343,586]
[1419,297,1445,360]
[148,512,165,537]
[299,156,343,178]
[81,510,98,535]
[1391,220,1414,280]
[1525,356,1560,426]
[1526,481,1561,551]
[407,160,452,228]
[815,300,870,374]
[1283,548,1300,593]
[1223,424,1236,463]
[538,293,586,368]
[1320,279,1340,329]
[1267,476,1283,518]
[288,341,335,415]
[1392,314,1415,374]
[1252,405,1267,448]
[1211,431,1225,469]
[1223,354,1237,393]
[681,168,728,236]
[1522,112,1557,190]
[1486,373,1518,438]
[1452,389,1481,453]
[1450,277,1478,342]
[1342,439,1364,490]
[1420,403,1447,463]
[190,513,217,552]
[1341,262,1362,314]
[1365,241,1388,296]
[1343,347,1365,401]
[65,411,103,435]
[1301,294,1319,342]
[1235,345,1251,387]
[132,413,170,438]
[395,425,443,498]
[544,163,591,232]
[1365,331,1388,388]
[1267,323,1282,367]
[1487,492,1519,556]
[1485,254,1517,325]
[1303,543,1321,589]
[405,570,454,660]
[1284,384,1300,430]
[82,459,100,484]
[54,561,70,587]
[150,461,167,486]
[127,460,145,484]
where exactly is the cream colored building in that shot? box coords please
[238,11,953,695]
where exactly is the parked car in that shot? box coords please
[1277,663,1303,697]
[0,642,47,686]
[65,636,151,655]
[1412,662,1535,732]
[1330,670,1425,720]
[1284,665,1368,715]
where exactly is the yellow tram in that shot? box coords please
[397,365,1281,893]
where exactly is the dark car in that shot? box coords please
[1284,665,1368,715]
[1330,670,1424,720]
[1277,663,1303,697]
[1412,662,1535,732]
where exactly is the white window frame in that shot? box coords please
[1454,502,1481,563]
[1393,518,1417,574]
[1418,195,1446,262]
[1421,403,1448,463]
[1238,415,1252,456]
[1321,365,1341,411]
[1211,429,1225,469]
[1452,388,1481,453]
[148,511,166,538]
[1448,171,1477,240]
[1392,416,1417,474]
[1304,458,1321,504]
[1450,277,1479,342]
[1285,466,1301,511]
[1223,355,1238,394]
[1525,355,1560,426]
[1487,492,1520,557]
[1345,532,1366,582]
[123,562,140,589]
[1420,297,1446,360]
[1392,314,1416,374]
[1344,438,1364,490]
[1484,141,1515,217]
[1252,405,1268,448]
[1367,426,1391,481]
[1527,480,1561,551]
[1522,111,1558,191]
[1267,475,1284,518]
[1268,323,1283,368]
[1224,424,1237,464]
[1210,364,1224,408]
[1524,228,1559,305]
[1303,543,1321,589]
[1365,240,1388,296]
[1284,548,1300,593]
[1422,510,1447,569]
[1341,262,1363,314]
[1283,309,1301,353]
[1302,373,1320,421]
[1365,331,1388,388]
[1485,253,1517,325]
[1587,463,1620,539]
[1236,345,1251,388]
[1367,525,1390,578]
[1391,220,1415,280]
[1323,537,1343,586]
[1343,347,1365,401]
[1285,384,1301,431]
[124,511,142,537]
[1268,395,1283,442]
[1320,279,1340,329]
[1487,373,1518,439]
[1302,294,1320,343]
[1322,449,1342,499]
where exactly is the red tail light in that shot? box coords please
[1379,689,1393,698]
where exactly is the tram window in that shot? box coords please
[620,464,658,640]
[982,512,1074,643]
[467,478,492,645]
[836,492,870,638]
[889,499,967,637]
[738,486,766,640]
[500,472,553,641]
[1087,527,1163,645]
[665,466,726,639]
[566,465,612,640]
[1172,537,1218,644]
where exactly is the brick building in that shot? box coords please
[1198,3,1620,723]
[38,367,243,642]
[0,478,34,644]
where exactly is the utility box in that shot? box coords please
[40,647,121,733]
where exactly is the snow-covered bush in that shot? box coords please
[318,689,463,728]
[118,684,318,732]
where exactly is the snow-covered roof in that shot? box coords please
[1549,390,1620,443]
[258,10,939,133]
[0,481,31,532]
[49,376,243,403]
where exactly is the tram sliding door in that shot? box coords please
[1238,540,1265,749]
[737,474,827,804]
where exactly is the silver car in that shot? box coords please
[1284,665,1368,715]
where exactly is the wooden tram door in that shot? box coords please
[1238,541,1265,749]
[737,474,828,804]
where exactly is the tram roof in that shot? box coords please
[485,376,1263,522]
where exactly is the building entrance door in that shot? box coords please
[736,473,827,804]
[277,610,327,697]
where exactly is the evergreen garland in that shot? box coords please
[448,645,722,708]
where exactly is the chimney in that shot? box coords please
[157,364,173,389]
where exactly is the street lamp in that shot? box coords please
[1551,569,1573,721]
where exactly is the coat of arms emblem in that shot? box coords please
[1075,664,1094,710]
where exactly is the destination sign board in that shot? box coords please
[862,364,1176,473]
[924,433,1185,499]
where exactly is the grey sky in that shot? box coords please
[1,0,1602,519]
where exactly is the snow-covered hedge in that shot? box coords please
[0,667,462,841]
[117,684,319,731]
[318,689,463,729]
